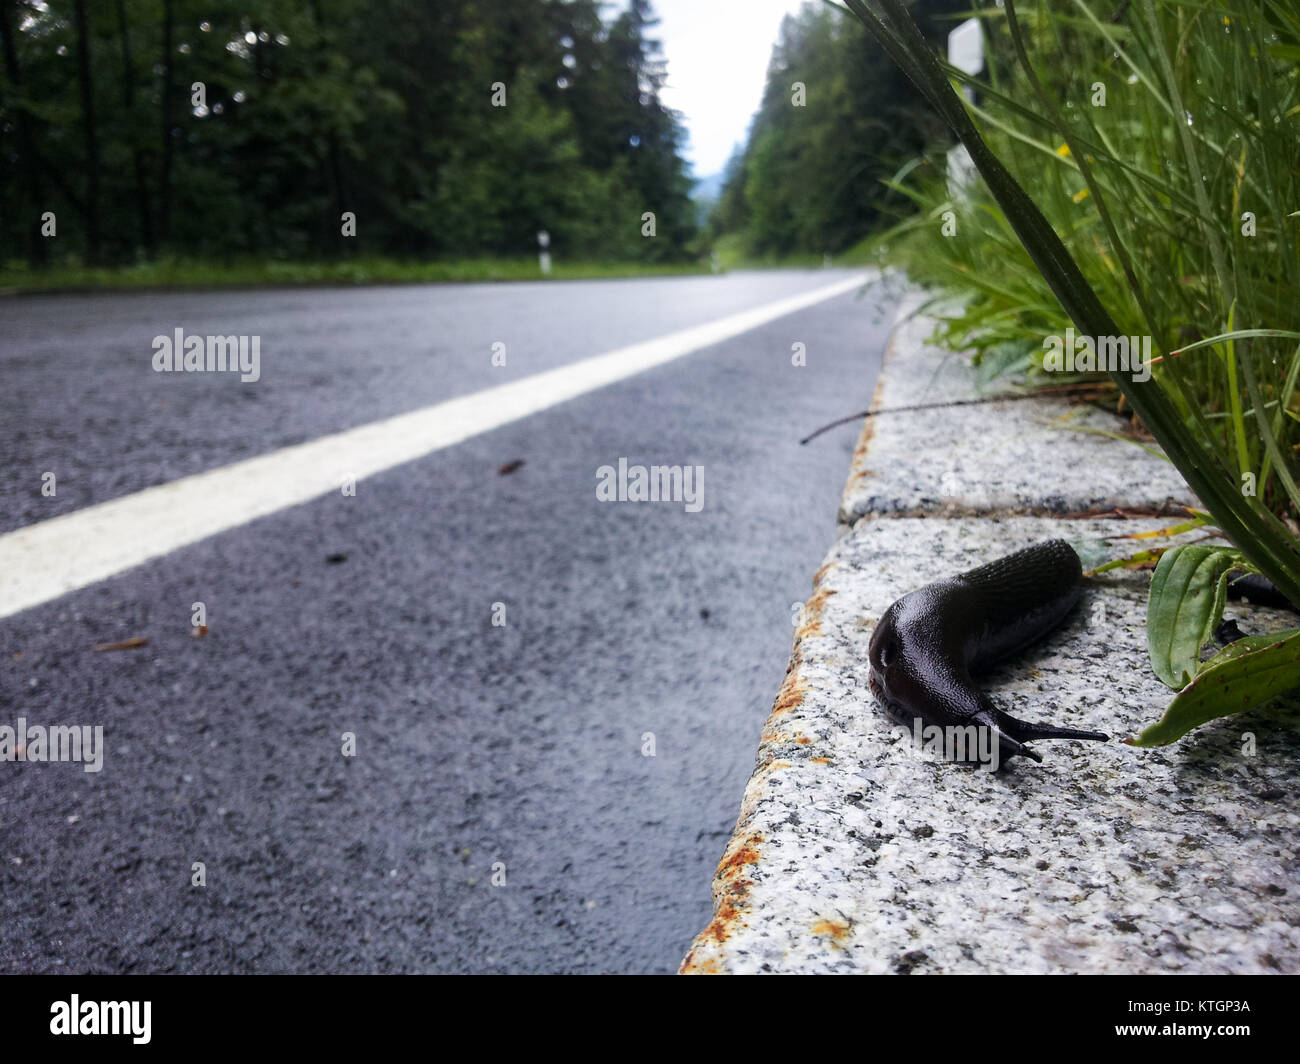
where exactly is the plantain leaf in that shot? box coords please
[1146,544,1247,689]
[1127,629,1300,747]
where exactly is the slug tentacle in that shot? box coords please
[993,707,1107,744]
[867,539,1109,767]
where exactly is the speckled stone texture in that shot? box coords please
[680,517,1300,974]
[838,292,1196,525]
[682,292,1299,975]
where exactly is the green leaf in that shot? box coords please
[1084,516,1213,574]
[1146,545,1247,689]
[1087,546,1168,576]
[1202,627,1300,667]
[1127,629,1300,747]
[1168,329,1300,356]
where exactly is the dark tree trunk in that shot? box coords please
[311,0,349,257]
[116,0,154,256]
[72,0,102,265]
[0,0,48,266]
[158,0,174,246]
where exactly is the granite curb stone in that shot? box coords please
[682,293,1296,975]
[681,517,1300,974]
[838,292,1197,525]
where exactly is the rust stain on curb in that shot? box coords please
[679,831,764,974]
[844,327,897,491]
[771,671,808,719]
[811,918,852,944]
[680,557,842,973]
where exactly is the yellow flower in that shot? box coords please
[1073,187,1091,203]
[1056,143,1071,157]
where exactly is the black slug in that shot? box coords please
[1227,572,1299,613]
[1216,573,1298,646]
[867,539,1108,766]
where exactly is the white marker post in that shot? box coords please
[946,19,983,196]
[537,230,552,276]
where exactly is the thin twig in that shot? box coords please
[799,383,1116,444]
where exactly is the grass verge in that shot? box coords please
[0,256,714,293]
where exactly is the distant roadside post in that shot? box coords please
[946,19,983,196]
[538,230,552,276]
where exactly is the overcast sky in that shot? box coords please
[647,0,814,179]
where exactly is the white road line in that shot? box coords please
[0,272,875,621]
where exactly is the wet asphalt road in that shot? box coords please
[0,270,892,973]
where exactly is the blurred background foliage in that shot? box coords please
[1,0,972,281]
[706,0,969,261]
[0,0,697,270]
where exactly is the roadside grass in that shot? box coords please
[838,0,1300,745]
[870,0,1300,523]
[713,230,878,271]
[0,256,714,293]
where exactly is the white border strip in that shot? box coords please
[0,272,875,620]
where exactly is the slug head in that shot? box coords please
[867,603,910,724]
[867,593,992,731]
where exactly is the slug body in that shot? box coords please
[868,539,1108,765]
[1227,572,1299,614]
